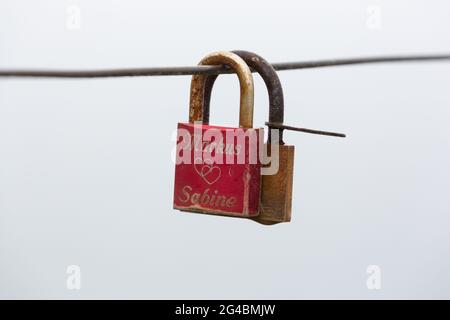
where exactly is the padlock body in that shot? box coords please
[254,143,295,224]
[173,123,262,217]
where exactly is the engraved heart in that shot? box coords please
[194,160,221,185]
[202,165,221,185]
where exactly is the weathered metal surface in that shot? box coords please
[189,51,254,128]
[174,51,261,218]
[257,144,295,225]
[203,50,285,143]
[173,123,262,217]
[201,50,294,224]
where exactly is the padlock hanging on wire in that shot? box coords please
[202,50,345,224]
[173,50,345,222]
[173,51,262,217]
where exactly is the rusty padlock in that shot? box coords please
[173,51,263,218]
[202,50,346,224]
[201,50,293,224]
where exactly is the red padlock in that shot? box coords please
[173,51,262,218]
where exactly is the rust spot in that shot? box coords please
[188,51,254,128]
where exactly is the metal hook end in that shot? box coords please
[265,122,346,138]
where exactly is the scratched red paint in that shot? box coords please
[173,123,262,217]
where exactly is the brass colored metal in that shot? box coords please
[189,51,254,128]
[177,51,260,218]
[257,144,295,225]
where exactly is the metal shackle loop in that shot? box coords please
[202,50,284,143]
[189,51,254,128]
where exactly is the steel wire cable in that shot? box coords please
[0,54,449,78]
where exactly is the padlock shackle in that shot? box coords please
[202,50,284,143]
[189,51,254,128]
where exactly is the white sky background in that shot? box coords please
[0,0,449,299]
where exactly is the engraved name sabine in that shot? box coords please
[178,185,236,208]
